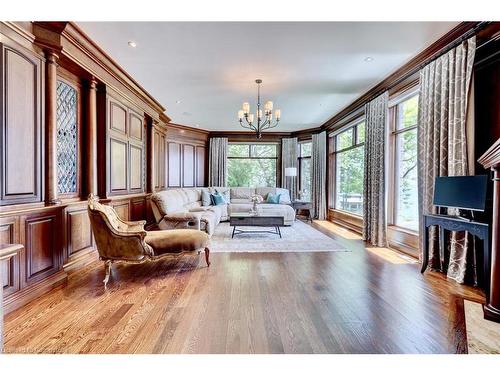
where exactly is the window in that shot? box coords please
[298,142,312,201]
[389,94,419,231]
[332,120,365,216]
[227,143,277,187]
[56,80,78,195]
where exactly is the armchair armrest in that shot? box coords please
[115,217,146,232]
[160,212,201,231]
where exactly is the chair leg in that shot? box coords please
[103,260,112,289]
[204,247,211,267]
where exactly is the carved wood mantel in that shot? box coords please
[478,137,500,323]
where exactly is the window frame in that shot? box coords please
[331,117,366,216]
[298,141,312,201]
[387,88,419,233]
[227,142,279,187]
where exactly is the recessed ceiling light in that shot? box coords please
[176,100,182,104]
[364,56,374,62]
[128,41,137,48]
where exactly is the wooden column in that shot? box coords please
[146,118,155,193]
[0,244,23,353]
[86,77,98,197]
[45,50,61,205]
[478,138,500,323]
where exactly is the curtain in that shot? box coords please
[417,36,476,284]
[281,137,298,200]
[311,131,327,220]
[362,92,389,247]
[208,137,228,187]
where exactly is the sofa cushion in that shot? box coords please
[230,198,252,204]
[145,229,209,255]
[228,203,254,214]
[255,187,276,199]
[230,187,255,200]
[189,207,211,213]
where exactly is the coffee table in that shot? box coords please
[229,212,285,238]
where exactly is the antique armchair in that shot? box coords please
[87,195,210,288]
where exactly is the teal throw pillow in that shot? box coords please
[211,192,226,206]
[266,193,281,204]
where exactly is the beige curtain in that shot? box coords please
[208,137,228,187]
[362,92,388,247]
[311,131,327,220]
[281,137,298,200]
[417,36,476,283]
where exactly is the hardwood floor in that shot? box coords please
[3,221,484,354]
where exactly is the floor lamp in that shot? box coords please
[285,167,297,201]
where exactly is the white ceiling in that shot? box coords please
[78,22,457,131]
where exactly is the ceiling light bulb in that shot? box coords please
[242,102,250,114]
[364,56,374,62]
[128,41,137,48]
[176,100,182,104]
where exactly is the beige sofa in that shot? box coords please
[151,187,296,235]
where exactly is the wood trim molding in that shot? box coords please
[31,22,167,122]
[321,22,482,132]
[328,209,363,234]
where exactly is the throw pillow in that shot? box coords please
[266,192,281,204]
[215,188,231,203]
[211,192,227,206]
[201,189,212,206]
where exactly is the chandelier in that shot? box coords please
[238,79,281,138]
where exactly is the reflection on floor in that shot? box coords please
[3,220,484,354]
[313,220,362,240]
[366,247,418,265]
[464,300,500,354]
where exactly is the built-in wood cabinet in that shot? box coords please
[104,94,145,197]
[0,42,43,206]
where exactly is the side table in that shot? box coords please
[291,201,313,222]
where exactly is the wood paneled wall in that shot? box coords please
[0,42,43,206]
[102,91,145,197]
[166,124,208,189]
[0,22,208,314]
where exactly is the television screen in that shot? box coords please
[433,175,488,211]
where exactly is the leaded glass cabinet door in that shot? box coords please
[56,80,78,196]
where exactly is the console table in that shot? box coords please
[0,244,23,352]
[421,214,490,292]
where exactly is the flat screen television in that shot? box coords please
[433,175,488,211]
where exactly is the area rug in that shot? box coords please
[210,221,349,253]
[464,300,500,354]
